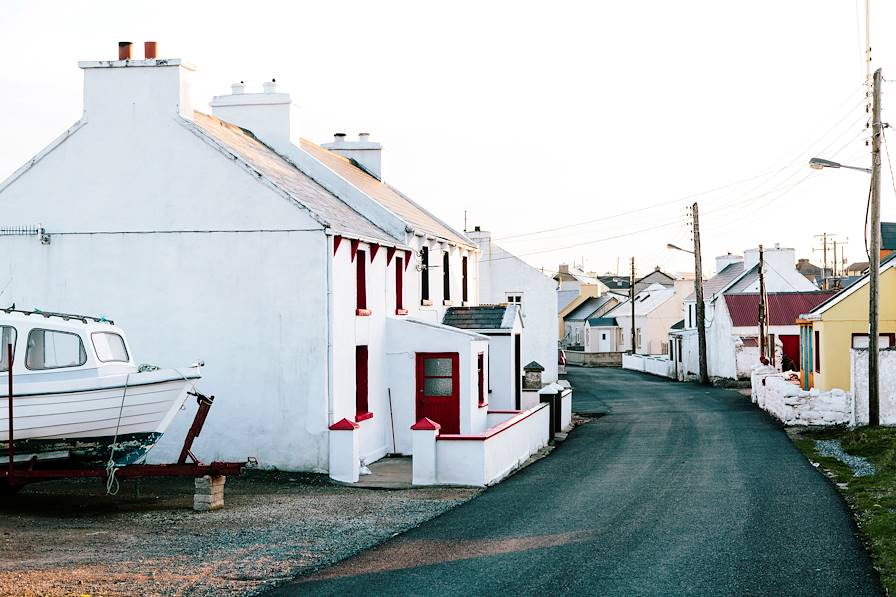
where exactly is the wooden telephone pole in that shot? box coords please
[869,67,882,426]
[758,245,771,365]
[630,257,636,353]
[692,203,709,384]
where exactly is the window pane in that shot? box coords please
[423,357,453,377]
[0,326,16,372]
[853,335,870,349]
[92,332,129,363]
[26,329,87,370]
[424,377,453,396]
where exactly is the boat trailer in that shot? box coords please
[3,345,244,509]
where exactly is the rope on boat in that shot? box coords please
[105,373,131,496]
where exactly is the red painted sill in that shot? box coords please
[355,411,374,423]
[395,308,409,316]
[478,401,489,409]
[355,308,372,316]
[437,404,546,441]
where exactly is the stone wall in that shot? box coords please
[751,365,852,426]
[566,351,622,367]
[851,348,896,425]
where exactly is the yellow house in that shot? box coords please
[799,254,896,391]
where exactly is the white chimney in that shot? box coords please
[210,80,294,150]
[79,43,195,125]
[321,132,383,180]
[714,252,743,274]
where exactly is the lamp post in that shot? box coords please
[668,209,709,386]
[807,70,881,426]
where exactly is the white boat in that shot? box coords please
[0,309,200,466]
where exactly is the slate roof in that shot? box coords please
[724,292,837,327]
[443,305,519,330]
[565,295,618,321]
[671,319,685,330]
[557,290,580,312]
[586,317,617,327]
[846,261,870,273]
[685,262,746,302]
[607,284,676,317]
[598,275,630,290]
[190,112,399,245]
[301,139,473,247]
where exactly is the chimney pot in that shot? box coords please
[474,226,481,232]
[144,41,157,59]
[118,41,132,61]
[231,82,246,95]
[262,80,277,94]
[333,133,346,143]
[358,132,370,142]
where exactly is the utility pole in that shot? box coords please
[833,240,838,278]
[630,257,636,353]
[758,245,771,365]
[692,203,709,384]
[869,67,882,426]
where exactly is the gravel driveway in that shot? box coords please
[0,470,478,596]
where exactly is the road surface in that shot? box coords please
[270,367,881,596]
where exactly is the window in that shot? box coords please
[602,333,607,340]
[92,332,129,363]
[575,329,581,345]
[462,256,469,303]
[443,250,451,301]
[423,356,455,396]
[395,256,406,314]
[477,352,486,407]
[355,346,371,421]
[356,250,368,314]
[26,329,87,370]
[636,328,642,350]
[0,326,16,372]
[420,246,430,302]
[814,331,821,373]
[851,333,895,348]
[506,293,523,315]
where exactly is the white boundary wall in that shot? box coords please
[413,403,550,486]
[751,366,852,426]
[851,348,896,425]
[622,353,673,378]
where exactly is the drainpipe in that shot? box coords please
[325,233,335,427]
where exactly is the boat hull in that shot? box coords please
[0,369,199,466]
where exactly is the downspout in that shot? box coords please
[325,232,335,427]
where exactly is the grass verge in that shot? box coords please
[791,426,896,594]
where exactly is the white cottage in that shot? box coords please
[0,45,551,484]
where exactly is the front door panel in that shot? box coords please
[416,353,460,434]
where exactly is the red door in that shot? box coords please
[780,335,800,370]
[416,353,460,434]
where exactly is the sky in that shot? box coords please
[2,0,895,278]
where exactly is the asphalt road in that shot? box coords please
[270,367,882,596]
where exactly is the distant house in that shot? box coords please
[562,294,620,348]
[798,253,896,392]
[468,228,559,385]
[555,264,608,346]
[584,317,622,352]
[796,259,831,285]
[671,245,820,380]
[634,267,677,293]
[597,275,631,293]
[605,281,690,355]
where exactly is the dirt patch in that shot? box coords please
[0,470,479,596]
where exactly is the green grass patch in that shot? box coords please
[792,426,896,594]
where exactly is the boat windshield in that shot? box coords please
[0,326,15,372]
[92,332,129,363]
[25,328,88,370]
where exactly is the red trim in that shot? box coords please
[355,345,369,417]
[355,411,374,422]
[356,308,372,316]
[487,410,524,414]
[356,249,367,311]
[350,239,360,261]
[395,309,408,315]
[333,235,343,256]
[405,250,413,269]
[329,417,359,431]
[415,352,460,434]
[437,403,547,441]
[411,417,441,431]
[370,244,380,262]
[386,247,396,265]
[478,402,489,409]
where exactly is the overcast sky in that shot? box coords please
[2,0,895,277]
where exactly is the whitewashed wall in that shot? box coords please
[751,366,851,426]
[851,348,896,425]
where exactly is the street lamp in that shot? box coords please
[668,224,709,386]
[808,157,872,174]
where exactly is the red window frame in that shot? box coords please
[477,352,487,407]
[462,256,469,304]
[356,249,370,316]
[395,256,407,315]
[355,345,372,421]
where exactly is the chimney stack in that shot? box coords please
[262,79,277,94]
[144,41,157,59]
[321,131,384,180]
[118,41,132,61]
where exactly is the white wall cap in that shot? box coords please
[78,58,196,71]
[321,140,383,150]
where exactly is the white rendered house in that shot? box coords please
[468,229,559,384]
[0,46,551,483]
[605,281,691,355]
